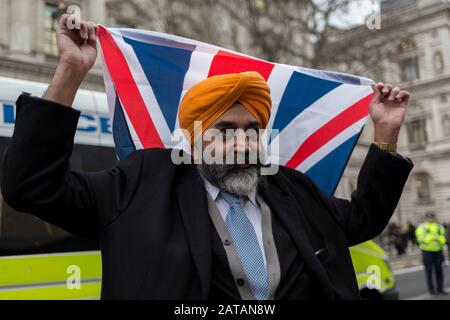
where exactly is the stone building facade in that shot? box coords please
[0,0,159,91]
[334,0,450,226]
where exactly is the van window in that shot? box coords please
[0,137,118,256]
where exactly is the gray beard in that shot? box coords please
[197,163,266,196]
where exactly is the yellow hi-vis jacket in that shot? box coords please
[415,222,447,252]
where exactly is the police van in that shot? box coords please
[0,76,398,299]
[0,76,112,299]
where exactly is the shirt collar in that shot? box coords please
[201,177,257,206]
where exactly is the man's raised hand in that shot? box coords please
[44,14,98,107]
[57,14,98,76]
[369,82,410,145]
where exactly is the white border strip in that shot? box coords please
[266,65,294,132]
[99,45,117,121]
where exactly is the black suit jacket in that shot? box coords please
[1,94,413,299]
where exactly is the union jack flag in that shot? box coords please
[97,26,374,195]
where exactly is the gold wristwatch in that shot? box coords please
[374,142,397,154]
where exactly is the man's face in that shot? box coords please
[194,103,266,196]
[425,216,435,223]
[202,103,262,164]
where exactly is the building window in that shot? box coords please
[433,51,444,74]
[406,118,427,149]
[399,57,419,81]
[254,0,267,11]
[398,39,416,53]
[0,137,118,256]
[44,2,66,56]
[415,173,432,204]
[443,115,450,137]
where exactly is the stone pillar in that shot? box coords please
[0,0,8,52]
[85,0,106,24]
[83,0,107,71]
[8,0,32,56]
[431,98,442,140]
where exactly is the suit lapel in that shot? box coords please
[175,165,212,298]
[262,179,335,299]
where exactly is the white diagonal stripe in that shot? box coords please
[266,65,293,132]
[297,116,368,172]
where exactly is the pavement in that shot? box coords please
[389,251,422,271]
[388,247,450,300]
[395,265,450,300]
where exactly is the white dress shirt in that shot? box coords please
[202,178,267,267]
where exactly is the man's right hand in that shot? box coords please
[44,14,98,107]
[57,14,98,74]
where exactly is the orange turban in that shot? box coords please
[178,71,271,143]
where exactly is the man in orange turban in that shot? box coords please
[3,15,414,300]
[178,71,272,144]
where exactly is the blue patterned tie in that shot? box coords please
[220,191,269,300]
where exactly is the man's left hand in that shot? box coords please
[369,82,410,144]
